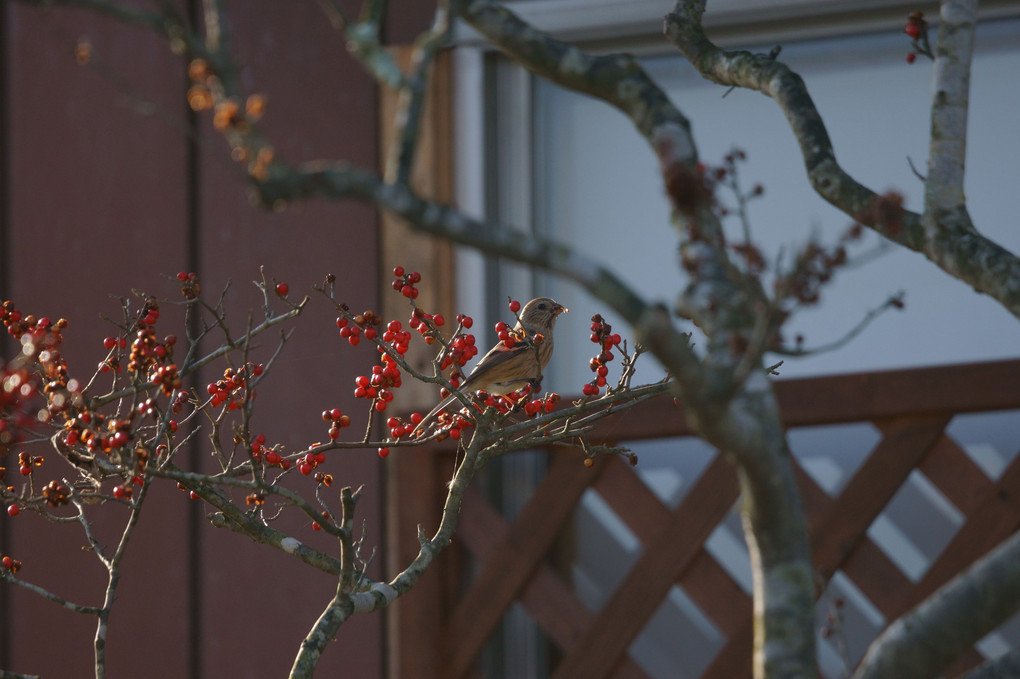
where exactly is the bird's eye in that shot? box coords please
[538,303,547,310]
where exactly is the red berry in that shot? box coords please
[330,408,343,420]
[19,466,31,476]
[410,412,423,425]
[112,485,126,499]
[378,447,390,458]
[2,556,12,569]
[7,504,19,517]
[904,22,921,39]
[906,52,917,63]
[393,266,405,277]
[276,282,289,296]
[177,271,189,281]
[104,336,118,349]
[190,491,200,500]
[509,300,521,313]
[299,463,313,476]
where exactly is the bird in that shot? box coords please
[413,297,567,436]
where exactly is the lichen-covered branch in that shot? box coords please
[925,0,977,216]
[665,0,1020,320]
[852,529,1020,679]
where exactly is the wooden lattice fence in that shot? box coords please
[388,359,1020,679]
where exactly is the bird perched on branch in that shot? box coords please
[413,297,568,436]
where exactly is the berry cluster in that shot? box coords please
[696,149,764,220]
[297,451,327,476]
[176,271,201,300]
[63,410,132,455]
[352,360,399,413]
[185,59,274,181]
[311,510,332,531]
[385,413,421,439]
[175,483,201,501]
[522,393,559,416]
[904,11,932,63]
[438,315,477,372]
[2,303,75,445]
[41,479,71,507]
[321,408,352,441]
[120,304,180,395]
[583,315,621,396]
[425,411,476,441]
[248,434,293,471]
[391,266,422,299]
[205,363,263,410]
[112,478,139,500]
[337,308,383,347]
[778,241,848,306]
[493,321,520,349]
[381,320,412,354]
[245,491,266,507]
[18,451,43,477]
[409,308,446,345]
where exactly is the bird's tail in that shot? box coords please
[410,392,461,438]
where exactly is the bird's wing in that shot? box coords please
[411,341,534,438]
[464,338,535,383]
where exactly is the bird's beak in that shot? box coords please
[553,303,568,316]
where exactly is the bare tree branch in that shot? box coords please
[853,529,1020,679]
[925,0,977,216]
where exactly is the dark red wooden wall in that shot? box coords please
[1,1,431,676]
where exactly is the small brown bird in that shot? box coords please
[414,297,567,435]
